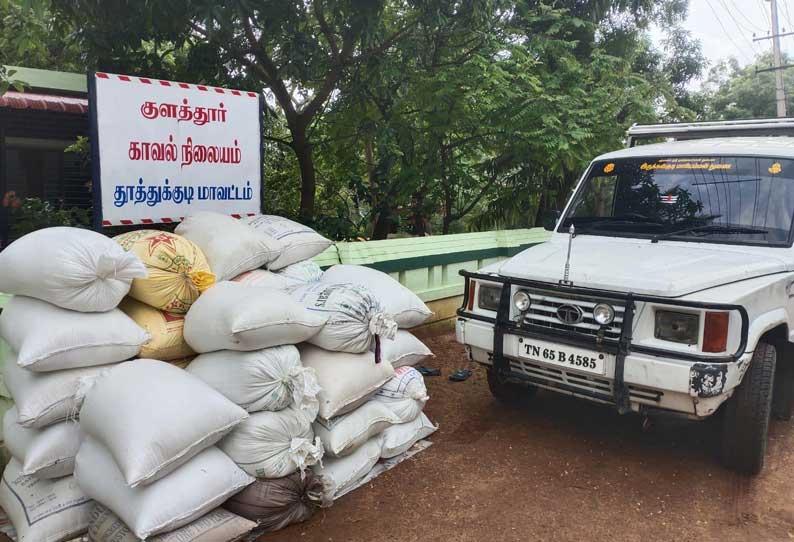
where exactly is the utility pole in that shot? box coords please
[771,0,787,117]
[755,0,790,116]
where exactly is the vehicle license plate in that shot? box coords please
[515,337,609,375]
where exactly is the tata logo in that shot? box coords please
[556,304,584,325]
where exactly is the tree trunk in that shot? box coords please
[439,142,454,235]
[364,137,381,238]
[371,214,392,239]
[291,128,316,222]
[411,189,432,236]
[534,189,548,228]
[442,190,453,234]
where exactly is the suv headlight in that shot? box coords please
[655,310,699,345]
[477,284,502,311]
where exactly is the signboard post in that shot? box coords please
[88,72,263,229]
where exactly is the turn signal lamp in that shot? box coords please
[703,311,729,353]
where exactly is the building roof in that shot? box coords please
[4,65,86,95]
[597,137,794,161]
[0,91,88,114]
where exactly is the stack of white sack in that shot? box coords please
[182,277,327,532]
[74,359,254,540]
[300,346,436,498]
[293,265,437,498]
[0,226,150,541]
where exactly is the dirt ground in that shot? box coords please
[263,332,794,542]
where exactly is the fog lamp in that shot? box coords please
[592,303,615,325]
[512,290,531,312]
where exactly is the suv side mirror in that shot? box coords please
[543,210,561,231]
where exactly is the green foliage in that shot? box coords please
[7,197,90,237]
[0,66,26,95]
[698,53,794,120]
[0,0,83,73]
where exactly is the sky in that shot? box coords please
[680,0,794,70]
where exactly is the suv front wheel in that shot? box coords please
[721,341,776,475]
[487,368,537,407]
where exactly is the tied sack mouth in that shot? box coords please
[188,270,216,292]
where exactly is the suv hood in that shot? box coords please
[497,235,792,298]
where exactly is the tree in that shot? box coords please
[0,0,84,73]
[699,53,794,120]
[308,0,705,237]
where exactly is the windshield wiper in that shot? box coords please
[569,216,665,235]
[567,214,661,225]
[651,225,769,243]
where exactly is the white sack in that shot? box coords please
[382,330,434,368]
[219,406,323,479]
[0,458,93,542]
[88,504,257,542]
[184,282,326,353]
[3,407,81,479]
[75,439,253,540]
[233,269,295,290]
[276,259,324,283]
[314,401,399,457]
[299,344,395,419]
[373,366,429,423]
[312,437,381,499]
[321,265,432,328]
[0,226,146,313]
[0,296,149,372]
[79,359,248,487]
[4,354,113,429]
[290,282,397,354]
[175,212,282,281]
[380,412,437,459]
[186,346,320,413]
[245,215,331,270]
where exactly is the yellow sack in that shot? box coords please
[119,298,195,361]
[114,230,214,313]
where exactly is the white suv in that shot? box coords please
[456,120,794,474]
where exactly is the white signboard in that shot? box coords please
[91,72,262,226]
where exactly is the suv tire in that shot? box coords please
[772,349,794,421]
[721,341,776,475]
[487,368,537,406]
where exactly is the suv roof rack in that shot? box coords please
[626,118,794,147]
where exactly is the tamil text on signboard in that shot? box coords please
[90,72,262,227]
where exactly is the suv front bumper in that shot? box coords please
[457,271,751,419]
[458,317,751,418]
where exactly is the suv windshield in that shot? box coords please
[561,155,794,246]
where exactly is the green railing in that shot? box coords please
[313,228,550,303]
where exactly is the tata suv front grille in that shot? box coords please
[509,358,663,404]
[523,290,625,341]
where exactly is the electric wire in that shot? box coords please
[718,0,765,61]
[706,0,756,63]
